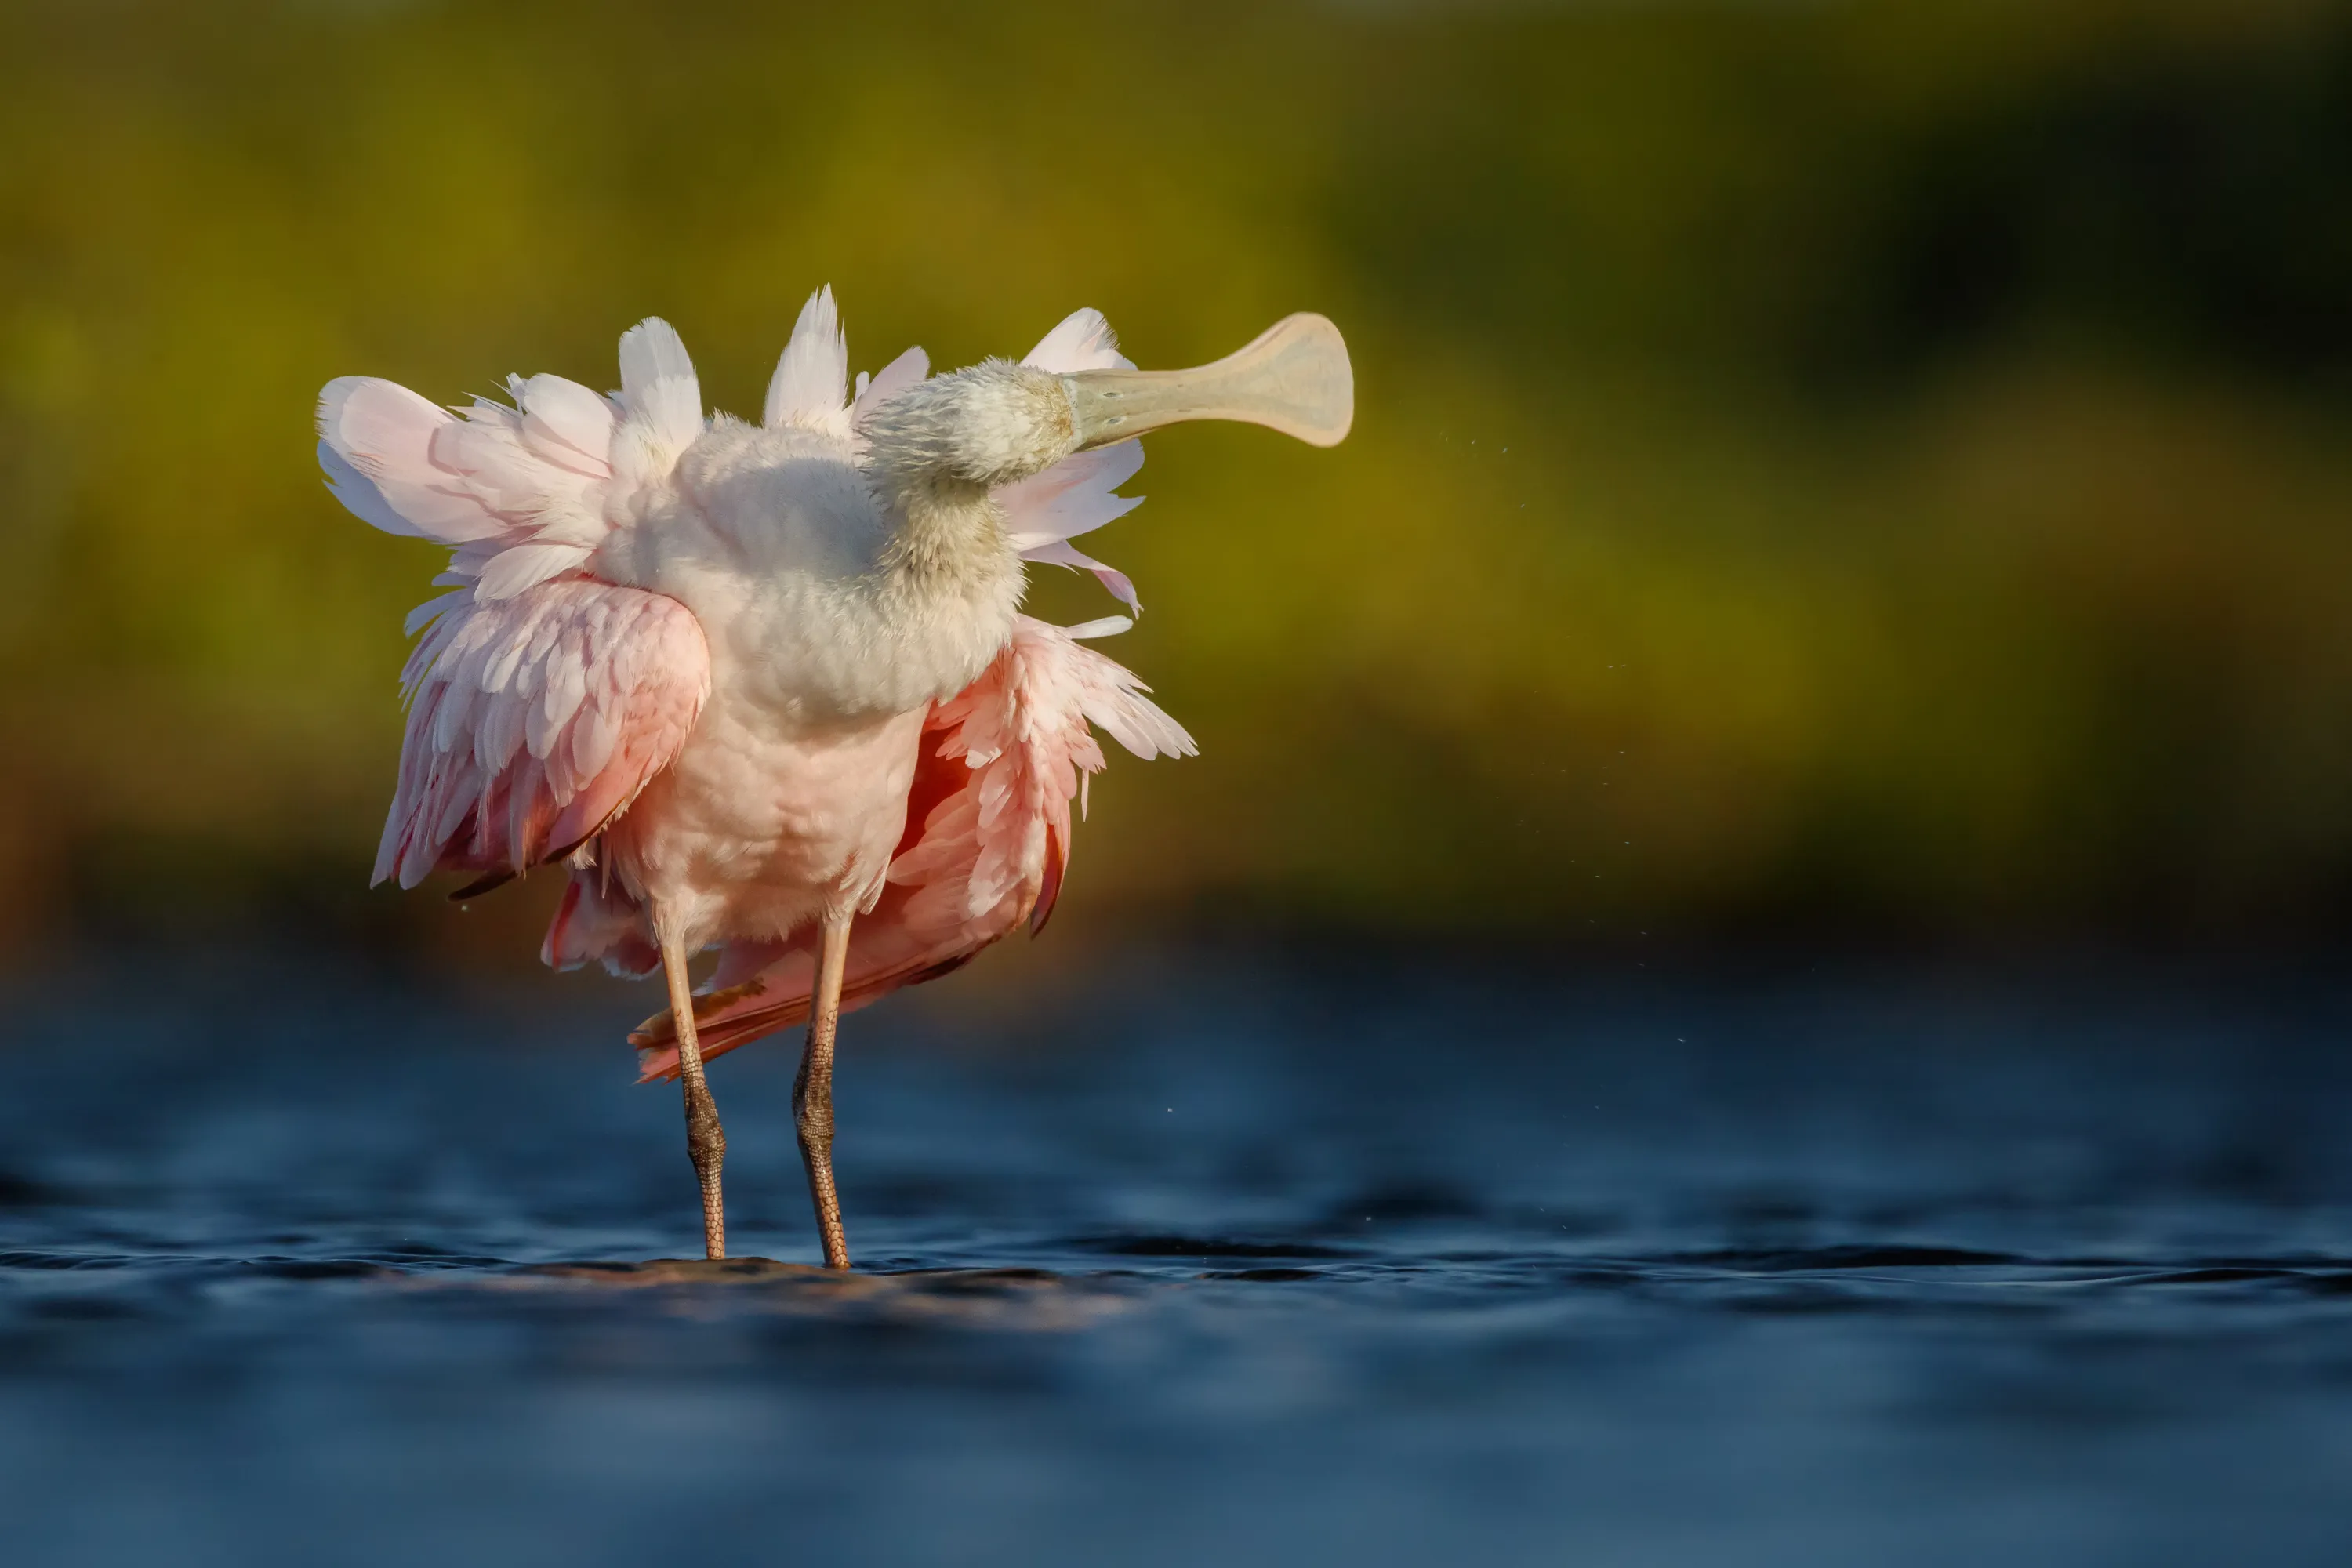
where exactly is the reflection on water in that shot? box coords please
[2,947,2350,1566]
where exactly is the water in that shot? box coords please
[4,945,2350,1565]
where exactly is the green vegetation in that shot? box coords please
[3,0,2350,948]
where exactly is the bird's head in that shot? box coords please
[862,314,1351,502]
[855,312,1351,607]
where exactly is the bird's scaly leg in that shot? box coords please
[793,913,855,1269]
[657,924,727,1260]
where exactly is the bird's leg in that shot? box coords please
[658,924,727,1260]
[793,913,855,1269]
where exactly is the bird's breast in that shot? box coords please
[610,695,930,945]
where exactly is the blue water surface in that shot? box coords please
[2,943,2349,1566]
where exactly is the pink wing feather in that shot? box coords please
[318,321,715,902]
[379,581,708,893]
[630,615,1192,1080]
[999,309,1148,612]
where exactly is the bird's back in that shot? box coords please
[608,414,1023,732]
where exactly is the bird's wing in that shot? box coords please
[318,320,713,893]
[318,316,700,598]
[376,578,710,893]
[996,308,1149,612]
[630,614,1192,1081]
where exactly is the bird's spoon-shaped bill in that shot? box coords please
[1062,313,1353,451]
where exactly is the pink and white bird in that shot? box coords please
[316,291,1352,1265]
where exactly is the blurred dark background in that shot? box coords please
[3,0,2351,968]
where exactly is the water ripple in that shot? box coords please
[3,954,2351,1566]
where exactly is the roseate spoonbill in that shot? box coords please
[316,292,1352,1265]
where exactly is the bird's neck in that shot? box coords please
[846,359,1079,702]
[858,478,1024,710]
[876,475,1017,601]
[859,360,1076,611]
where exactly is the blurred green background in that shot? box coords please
[3,0,2350,961]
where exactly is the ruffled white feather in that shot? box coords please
[764,285,850,434]
[319,318,714,604]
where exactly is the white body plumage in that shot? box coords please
[597,408,1026,946]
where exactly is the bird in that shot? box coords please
[315,289,1352,1267]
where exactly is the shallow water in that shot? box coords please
[4,946,2350,1565]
